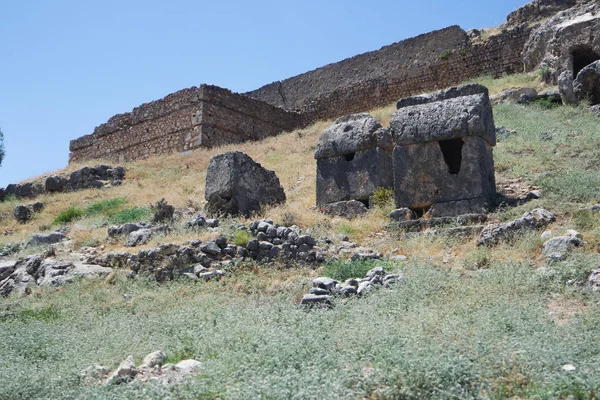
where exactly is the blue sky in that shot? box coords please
[0,0,529,186]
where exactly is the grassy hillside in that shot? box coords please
[1,73,600,399]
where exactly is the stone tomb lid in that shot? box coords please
[314,113,392,160]
[391,84,496,146]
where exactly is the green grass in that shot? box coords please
[232,230,253,247]
[108,207,151,224]
[1,255,600,399]
[323,259,380,281]
[53,207,85,224]
[493,103,600,211]
[53,198,131,225]
[85,198,127,217]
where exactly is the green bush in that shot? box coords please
[109,207,151,224]
[323,260,376,281]
[53,207,85,224]
[232,230,253,247]
[439,49,453,60]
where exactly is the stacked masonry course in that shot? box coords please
[69,0,593,163]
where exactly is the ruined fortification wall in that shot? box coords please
[69,0,549,164]
[69,85,302,163]
[245,25,531,121]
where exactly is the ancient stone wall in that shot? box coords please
[69,0,573,164]
[69,85,302,163]
[246,25,531,122]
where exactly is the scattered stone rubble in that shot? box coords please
[0,251,112,297]
[81,351,202,387]
[300,266,404,307]
[0,165,125,202]
[478,208,555,246]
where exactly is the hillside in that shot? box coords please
[1,73,600,399]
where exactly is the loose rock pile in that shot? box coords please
[108,223,170,247]
[478,208,555,246]
[300,266,404,306]
[0,165,125,202]
[243,218,326,264]
[0,251,112,297]
[81,351,202,387]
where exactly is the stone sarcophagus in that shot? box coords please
[390,84,496,217]
[314,114,393,207]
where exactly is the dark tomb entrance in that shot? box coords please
[572,47,600,78]
[439,138,464,175]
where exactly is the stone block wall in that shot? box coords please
[246,25,531,122]
[69,85,302,163]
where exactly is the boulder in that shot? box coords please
[107,356,137,385]
[27,232,66,247]
[205,151,286,217]
[314,114,393,206]
[542,236,583,261]
[319,200,368,219]
[14,205,32,224]
[559,70,578,105]
[142,351,167,368]
[573,60,600,105]
[300,294,333,306]
[124,229,153,247]
[45,175,68,193]
[491,87,538,104]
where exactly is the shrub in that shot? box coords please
[109,207,151,224]
[323,260,376,281]
[232,230,253,247]
[53,207,85,224]
[371,187,394,208]
[439,49,453,60]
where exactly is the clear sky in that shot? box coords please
[0,0,529,186]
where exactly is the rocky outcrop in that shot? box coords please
[205,151,286,217]
[523,1,600,83]
[0,165,125,202]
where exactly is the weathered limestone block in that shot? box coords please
[314,114,393,207]
[205,151,286,217]
[391,84,496,217]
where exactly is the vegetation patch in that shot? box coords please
[108,207,151,224]
[323,259,378,281]
[53,207,85,224]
